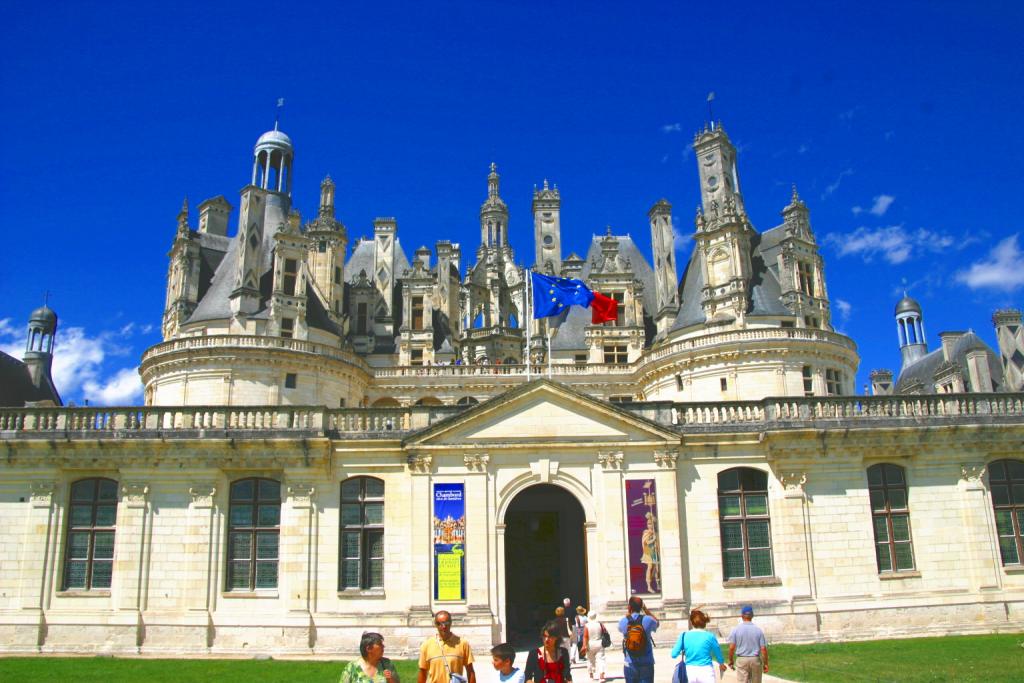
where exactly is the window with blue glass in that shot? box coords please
[227,478,281,591]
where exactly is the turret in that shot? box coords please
[533,179,562,274]
[305,176,347,317]
[162,199,202,338]
[480,163,509,250]
[896,294,927,369]
[23,304,61,406]
[778,186,831,329]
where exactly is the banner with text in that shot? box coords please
[626,479,662,595]
[433,483,466,601]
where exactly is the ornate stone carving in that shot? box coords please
[407,453,433,473]
[597,450,624,470]
[464,453,489,471]
[121,481,149,508]
[654,449,679,468]
[29,480,56,508]
[189,483,216,508]
[960,462,986,487]
[288,482,316,508]
[779,470,807,494]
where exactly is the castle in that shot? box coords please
[1,121,1022,656]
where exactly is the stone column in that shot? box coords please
[654,450,687,621]
[959,463,1002,592]
[14,480,58,650]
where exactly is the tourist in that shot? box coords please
[573,606,588,664]
[524,619,573,683]
[727,605,769,682]
[580,610,607,682]
[491,642,525,683]
[417,611,476,683]
[553,605,571,653]
[672,609,725,683]
[618,596,659,683]
[339,631,400,682]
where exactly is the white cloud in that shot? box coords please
[661,123,682,133]
[671,215,688,250]
[956,234,1024,291]
[822,168,854,199]
[835,298,852,323]
[824,225,954,265]
[0,317,18,340]
[681,142,695,160]
[83,367,143,405]
[797,143,809,155]
[851,206,864,215]
[870,194,895,216]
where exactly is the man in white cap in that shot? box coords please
[727,605,768,683]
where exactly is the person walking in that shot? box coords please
[671,609,725,683]
[573,606,588,664]
[524,619,573,683]
[580,610,607,682]
[417,611,476,683]
[617,596,659,683]
[728,605,769,682]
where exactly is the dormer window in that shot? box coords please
[283,258,298,296]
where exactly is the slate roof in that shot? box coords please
[895,331,1003,393]
[0,351,61,407]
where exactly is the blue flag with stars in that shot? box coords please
[531,271,595,319]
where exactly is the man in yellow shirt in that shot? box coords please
[418,610,476,683]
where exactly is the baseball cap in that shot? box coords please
[741,605,754,615]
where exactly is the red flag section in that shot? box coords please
[591,291,618,324]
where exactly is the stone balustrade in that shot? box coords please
[2,393,1022,440]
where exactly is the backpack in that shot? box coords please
[624,615,647,652]
[600,623,612,648]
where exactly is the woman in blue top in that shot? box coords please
[671,609,726,683]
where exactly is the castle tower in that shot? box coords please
[533,179,562,274]
[480,163,509,251]
[23,304,61,405]
[305,176,348,318]
[994,308,1024,391]
[162,199,202,338]
[692,124,754,324]
[231,127,295,317]
[778,186,831,329]
[373,217,398,338]
[896,294,927,369]
[648,199,678,335]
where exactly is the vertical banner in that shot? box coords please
[433,483,466,601]
[626,479,662,595]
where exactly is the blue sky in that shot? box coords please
[2,1,1023,405]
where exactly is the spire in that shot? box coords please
[177,197,190,234]
[319,175,336,218]
[487,162,500,199]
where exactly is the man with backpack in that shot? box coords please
[617,596,659,683]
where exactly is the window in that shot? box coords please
[412,296,424,330]
[227,478,281,591]
[718,468,774,580]
[603,344,627,364]
[574,353,588,365]
[798,261,814,296]
[780,320,795,328]
[410,349,424,366]
[334,266,342,284]
[63,478,118,590]
[989,459,1024,565]
[281,317,294,339]
[603,292,626,327]
[340,477,385,590]
[802,366,814,396]
[356,302,368,335]
[318,240,327,253]
[720,377,729,392]
[283,258,298,296]
[609,395,632,404]
[456,396,479,406]
[284,373,297,389]
[867,464,915,572]
[825,369,843,396]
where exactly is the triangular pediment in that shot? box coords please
[404,380,679,448]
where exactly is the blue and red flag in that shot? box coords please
[530,271,618,323]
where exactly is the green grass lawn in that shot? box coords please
[0,656,420,682]
[770,633,1024,683]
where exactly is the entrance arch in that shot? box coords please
[502,483,588,646]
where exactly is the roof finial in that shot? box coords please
[791,184,800,202]
[707,91,715,127]
[274,98,284,131]
[543,178,549,190]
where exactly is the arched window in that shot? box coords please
[63,478,118,590]
[867,463,915,572]
[227,478,281,591]
[988,459,1024,565]
[456,396,479,406]
[340,477,385,590]
[717,468,773,580]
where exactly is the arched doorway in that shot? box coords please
[503,484,588,646]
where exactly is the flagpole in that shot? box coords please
[525,268,531,382]
[547,326,553,380]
